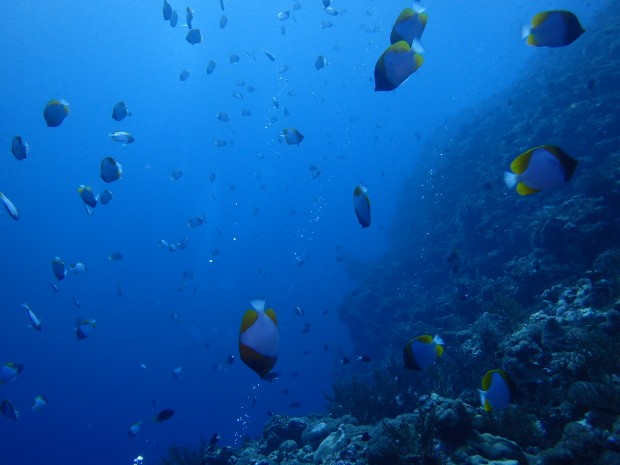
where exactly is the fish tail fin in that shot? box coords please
[521,24,531,40]
[411,38,424,54]
[251,299,266,312]
[433,334,444,345]
[411,2,426,14]
[504,171,518,189]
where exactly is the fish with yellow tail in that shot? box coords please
[353,184,371,228]
[239,300,279,381]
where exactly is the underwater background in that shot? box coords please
[1,1,618,465]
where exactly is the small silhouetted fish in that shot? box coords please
[209,433,220,446]
[109,252,123,262]
[229,54,240,64]
[214,139,228,147]
[341,358,351,365]
[43,99,70,127]
[289,401,301,408]
[0,192,19,220]
[219,0,225,11]
[11,136,29,160]
[207,60,216,74]
[241,109,252,116]
[220,14,228,28]
[186,7,194,29]
[154,408,175,423]
[217,112,230,122]
[100,157,122,183]
[321,20,333,29]
[112,101,131,121]
[315,55,327,70]
[276,11,290,21]
[247,85,255,92]
[358,355,372,363]
[99,190,112,205]
[263,49,276,61]
[232,91,243,100]
[180,69,190,81]
[170,9,178,27]
[186,29,202,45]
[163,0,172,20]
[171,169,183,181]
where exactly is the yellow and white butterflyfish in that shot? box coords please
[239,299,279,381]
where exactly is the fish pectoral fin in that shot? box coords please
[516,182,539,196]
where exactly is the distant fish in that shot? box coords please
[315,55,328,70]
[294,306,303,316]
[69,262,87,274]
[276,11,290,21]
[240,109,252,116]
[75,319,96,340]
[1,400,18,421]
[479,369,512,411]
[108,252,123,262]
[220,14,228,28]
[179,69,190,81]
[154,408,175,423]
[163,0,172,20]
[185,7,194,29]
[219,0,225,11]
[100,157,122,183]
[322,0,330,7]
[217,112,230,122]
[72,295,81,308]
[0,362,23,385]
[109,131,134,145]
[171,169,183,181]
[112,101,131,121]
[293,2,302,11]
[232,91,243,100]
[320,20,333,29]
[504,145,578,195]
[129,421,142,437]
[186,29,202,45]
[523,10,585,48]
[403,334,444,370]
[263,49,276,61]
[51,257,67,281]
[21,303,42,331]
[99,189,113,205]
[282,128,304,145]
[77,185,98,209]
[353,184,370,228]
[374,41,423,92]
[390,6,428,51]
[207,60,216,74]
[10,136,29,160]
[239,300,279,381]
[31,395,47,412]
[172,367,183,378]
[43,99,70,127]
[357,354,372,363]
[170,312,182,322]
[229,54,240,64]
[324,7,338,16]
[187,214,207,228]
[0,192,19,220]
[170,9,178,27]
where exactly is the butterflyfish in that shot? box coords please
[403,334,444,370]
[239,300,279,381]
[504,145,578,195]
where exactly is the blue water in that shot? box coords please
[0,1,607,464]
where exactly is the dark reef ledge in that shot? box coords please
[160,2,620,465]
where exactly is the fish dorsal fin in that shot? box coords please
[481,370,494,390]
[265,308,278,326]
[531,12,549,28]
[396,8,414,23]
[510,149,533,174]
[415,334,433,344]
[516,182,539,196]
[251,299,265,312]
[240,309,259,331]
